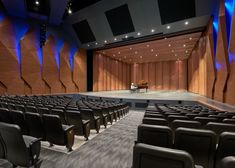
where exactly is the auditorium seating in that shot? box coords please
[134,103,235,168]
[137,124,173,147]
[132,143,195,168]
[0,122,42,168]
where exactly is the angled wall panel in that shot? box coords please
[42,35,63,93]
[21,28,46,94]
[0,17,24,94]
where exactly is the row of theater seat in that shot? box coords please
[132,104,235,168]
[0,95,129,168]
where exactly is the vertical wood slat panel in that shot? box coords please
[163,61,170,90]
[155,62,163,90]
[179,60,187,90]
[149,63,156,90]
[93,54,98,91]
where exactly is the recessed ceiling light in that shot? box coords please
[147,45,150,47]
[87,44,90,47]
[155,54,158,57]
[130,47,132,50]
[140,56,143,58]
[183,44,186,47]
[166,25,171,29]
[171,50,174,52]
[102,51,105,54]
[135,51,138,54]
[137,32,141,36]
[189,37,192,40]
[184,21,189,25]
[151,49,154,52]
[35,0,40,6]
[95,42,98,45]
[168,44,171,47]
[175,54,178,56]
[164,37,167,40]
[68,9,72,14]
[125,35,128,38]
[118,51,121,54]
[104,40,107,43]
[151,29,155,33]
[113,54,116,57]
[114,38,117,41]
[185,50,188,53]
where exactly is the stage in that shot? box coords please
[79,90,235,112]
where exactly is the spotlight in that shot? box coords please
[114,38,117,41]
[166,25,171,29]
[151,29,155,33]
[184,21,189,25]
[35,0,40,6]
[137,32,141,36]
[68,9,72,14]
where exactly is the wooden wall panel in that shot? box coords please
[136,64,143,83]
[60,43,76,93]
[149,63,156,90]
[162,61,170,90]
[179,60,187,90]
[0,17,24,94]
[118,61,122,90]
[93,54,98,91]
[110,60,116,90]
[42,35,63,93]
[21,28,46,94]
[122,63,127,89]
[225,8,235,105]
[170,61,178,90]
[106,58,111,91]
[131,64,137,84]
[103,56,107,91]
[213,3,229,102]
[98,54,104,91]
[155,62,163,90]
[143,63,149,83]
[0,82,7,95]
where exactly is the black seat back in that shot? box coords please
[25,105,37,113]
[218,156,235,168]
[66,110,84,135]
[0,122,29,166]
[215,132,235,168]
[172,120,201,130]
[51,109,67,124]
[0,108,11,123]
[174,128,216,168]
[9,110,28,135]
[37,107,50,115]
[25,112,45,139]
[194,117,217,125]
[15,104,25,113]
[132,143,194,168]
[42,114,65,145]
[142,117,169,126]
[138,124,173,147]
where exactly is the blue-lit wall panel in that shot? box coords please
[55,38,64,69]
[69,47,77,70]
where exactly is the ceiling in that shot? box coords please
[0,0,219,49]
[97,32,202,64]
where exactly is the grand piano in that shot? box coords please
[137,80,148,92]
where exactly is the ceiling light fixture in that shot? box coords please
[166,25,171,29]
[114,38,117,41]
[35,0,40,6]
[151,29,155,33]
[189,37,192,40]
[185,50,188,53]
[137,32,141,36]
[155,54,158,57]
[135,51,138,54]
[168,44,171,47]
[151,49,154,52]
[140,56,143,58]
[147,45,150,47]
[183,44,186,47]
[130,47,132,50]
[68,8,72,14]
[95,42,98,45]
[87,44,90,47]
[125,35,128,38]
[184,21,189,25]
[118,51,121,54]
[104,40,107,43]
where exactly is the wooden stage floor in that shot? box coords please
[80,90,235,112]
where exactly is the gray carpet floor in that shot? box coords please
[0,110,144,168]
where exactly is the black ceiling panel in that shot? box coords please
[70,0,101,12]
[105,4,135,36]
[26,0,50,16]
[72,20,96,44]
[158,0,196,24]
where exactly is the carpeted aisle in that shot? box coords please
[0,110,144,168]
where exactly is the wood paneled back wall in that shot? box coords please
[93,52,187,91]
[0,15,87,95]
[93,53,131,91]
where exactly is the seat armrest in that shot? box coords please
[63,125,75,132]
[82,120,90,125]
[94,116,100,120]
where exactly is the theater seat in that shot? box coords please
[144,113,164,118]
[218,156,235,168]
[142,117,169,126]
[215,132,235,168]
[66,110,90,140]
[42,114,75,152]
[25,112,46,140]
[37,107,50,115]
[167,115,189,122]
[137,124,173,147]
[9,110,28,135]
[172,120,201,130]
[132,143,194,168]
[0,108,11,123]
[0,122,42,168]
[25,105,38,113]
[223,119,235,124]
[174,127,217,168]
[194,117,217,126]
[80,108,101,133]
[51,109,67,124]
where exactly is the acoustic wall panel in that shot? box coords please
[21,28,46,94]
[170,61,178,90]
[213,11,229,102]
[60,43,76,93]
[179,60,187,90]
[98,54,104,91]
[148,63,156,90]
[162,61,170,90]
[93,54,98,91]
[42,35,63,93]
[155,62,163,90]
[0,17,24,94]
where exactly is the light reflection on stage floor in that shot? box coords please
[80,90,235,112]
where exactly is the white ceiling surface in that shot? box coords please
[64,0,218,49]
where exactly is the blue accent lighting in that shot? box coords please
[216,62,222,70]
[69,47,77,70]
[55,38,64,69]
[225,0,235,46]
